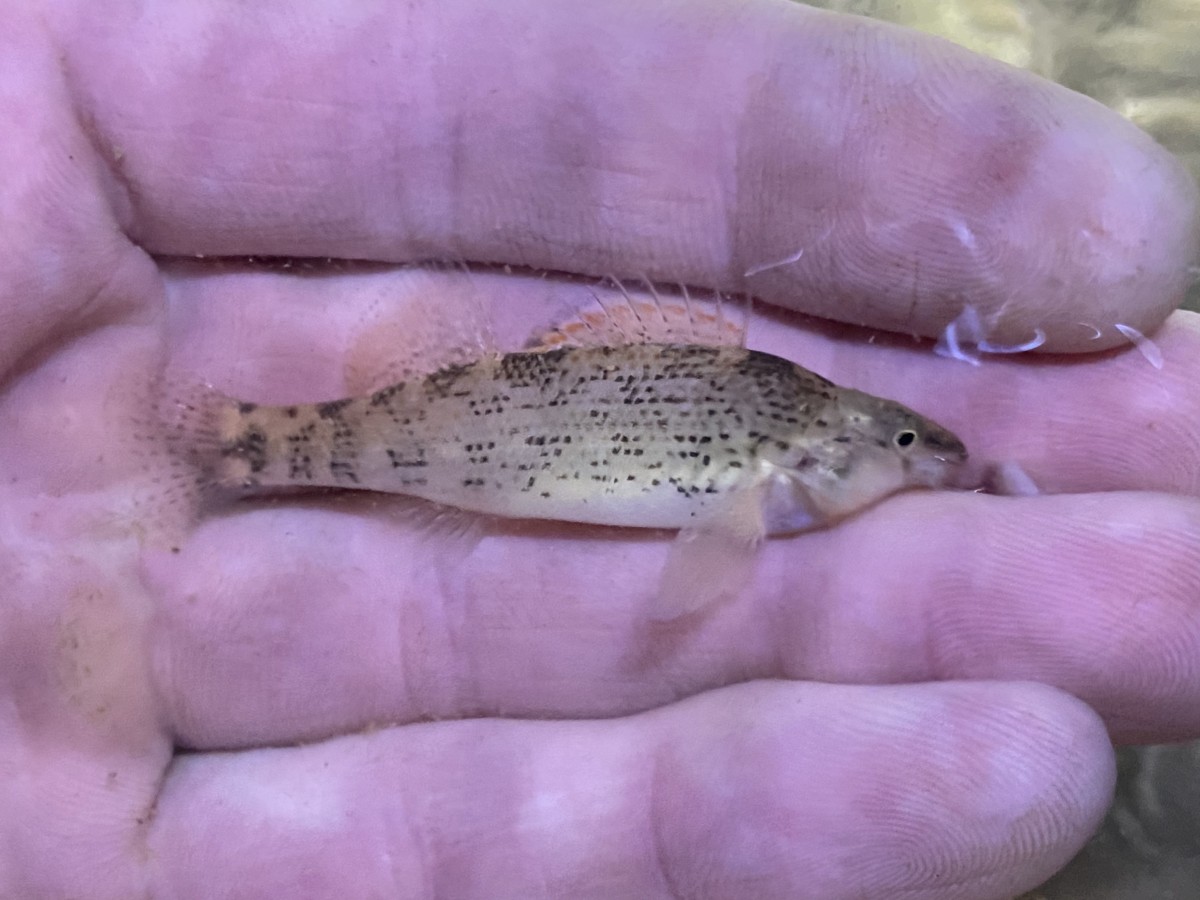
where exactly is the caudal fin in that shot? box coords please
[127,372,244,527]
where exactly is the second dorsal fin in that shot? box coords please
[528,278,748,351]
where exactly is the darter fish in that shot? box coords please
[158,285,967,618]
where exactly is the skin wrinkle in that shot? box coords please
[54,54,140,242]
[647,742,686,900]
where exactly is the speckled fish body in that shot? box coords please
[204,341,967,536]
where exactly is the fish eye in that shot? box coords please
[893,429,918,449]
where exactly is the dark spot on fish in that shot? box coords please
[498,349,568,387]
[387,448,427,468]
[317,399,353,419]
[237,401,258,414]
[370,385,404,408]
[329,458,360,484]
[422,363,475,398]
[221,426,268,474]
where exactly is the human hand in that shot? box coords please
[3,1,1198,898]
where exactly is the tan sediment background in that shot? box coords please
[801,2,1200,897]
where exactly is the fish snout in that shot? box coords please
[908,430,969,488]
[922,428,968,465]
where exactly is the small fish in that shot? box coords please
[159,287,967,618]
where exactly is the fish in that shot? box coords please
[156,283,968,618]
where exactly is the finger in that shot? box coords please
[12,267,1200,504]
[142,487,1200,749]
[141,680,1111,900]
[763,489,1200,746]
[131,264,1200,499]
[51,0,1198,350]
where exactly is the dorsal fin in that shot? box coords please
[343,261,494,395]
[528,277,748,351]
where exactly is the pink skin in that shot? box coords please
[2,1,1199,898]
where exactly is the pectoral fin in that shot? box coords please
[650,488,766,621]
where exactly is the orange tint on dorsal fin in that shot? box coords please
[528,277,748,351]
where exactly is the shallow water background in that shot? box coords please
[801,2,1200,897]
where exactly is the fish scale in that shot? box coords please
[206,340,964,537]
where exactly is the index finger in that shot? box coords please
[49,0,1199,351]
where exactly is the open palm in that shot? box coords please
[3,2,1199,899]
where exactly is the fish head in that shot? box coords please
[761,388,968,531]
[842,390,969,489]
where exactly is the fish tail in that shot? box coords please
[130,373,248,516]
[163,379,247,490]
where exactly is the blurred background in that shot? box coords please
[799,2,1200,897]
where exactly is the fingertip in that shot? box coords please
[651,680,1114,899]
[1008,92,1200,352]
[739,7,1197,352]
